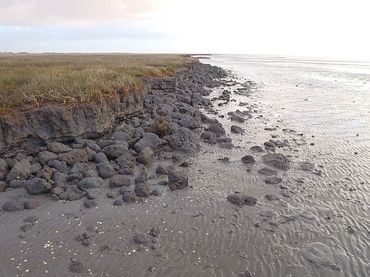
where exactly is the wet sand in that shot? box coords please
[0,56,369,277]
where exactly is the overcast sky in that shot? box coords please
[1,0,370,60]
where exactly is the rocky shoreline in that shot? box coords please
[0,63,236,211]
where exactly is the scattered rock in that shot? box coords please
[78,177,104,190]
[133,233,149,245]
[83,199,97,209]
[227,193,257,207]
[241,155,256,164]
[231,125,245,134]
[122,191,137,203]
[113,198,124,206]
[258,168,277,176]
[265,176,283,185]
[262,153,290,171]
[250,146,264,153]
[109,175,132,188]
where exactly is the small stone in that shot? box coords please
[134,183,151,197]
[38,151,58,165]
[231,125,245,134]
[122,191,137,203]
[69,258,84,273]
[20,224,33,232]
[113,199,124,206]
[149,227,160,237]
[133,233,149,245]
[83,199,97,209]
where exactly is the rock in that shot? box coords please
[69,258,84,273]
[25,178,52,195]
[86,188,100,199]
[0,158,8,174]
[262,153,290,171]
[48,159,68,172]
[156,164,168,175]
[106,191,118,198]
[299,161,315,171]
[265,194,279,201]
[168,170,188,191]
[38,151,58,165]
[265,176,282,185]
[111,131,130,142]
[134,133,166,153]
[103,144,129,160]
[218,142,234,149]
[164,127,198,152]
[85,169,99,178]
[97,163,116,179]
[201,131,217,143]
[239,270,252,277]
[68,191,84,201]
[231,125,245,134]
[264,141,276,149]
[149,117,173,137]
[59,149,88,165]
[258,168,277,176]
[227,194,247,206]
[113,199,124,206]
[207,122,226,136]
[149,227,160,237]
[3,200,24,211]
[122,191,137,203]
[133,233,149,245]
[250,146,264,153]
[109,175,132,188]
[83,199,97,209]
[47,142,72,153]
[245,196,257,206]
[20,224,33,232]
[52,187,64,195]
[6,159,31,181]
[0,181,6,192]
[78,177,104,190]
[135,171,148,184]
[136,147,155,165]
[94,152,109,164]
[241,155,256,164]
[227,193,257,206]
[24,199,40,209]
[151,189,162,196]
[134,183,151,197]
[23,215,39,223]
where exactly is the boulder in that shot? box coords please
[134,133,166,152]
[109,175,132,188]
[103,144,129,160]
[59,149,88,165]
[97,163,116,179]
[262,153,290,171]
[6,159,31,182]
[38,151,58,165]
[78,177,104,190]
[47,142,72,153]
[25,178,52,195]
[168,170,189,190]
[241,155,256,164]
[136,147,155,165]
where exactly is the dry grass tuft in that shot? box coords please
[0,53,196,111]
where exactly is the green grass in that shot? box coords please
[0,53,196,111]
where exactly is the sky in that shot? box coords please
[1,0,370,60]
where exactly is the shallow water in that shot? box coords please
[0,55,369,277]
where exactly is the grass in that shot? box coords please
[0,53,196,111]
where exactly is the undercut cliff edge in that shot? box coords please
[0,63,237,207]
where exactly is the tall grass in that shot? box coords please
[0,54,196,110]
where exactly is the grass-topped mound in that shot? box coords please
[0,54,196,111]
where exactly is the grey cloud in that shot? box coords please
[0,0,159,25]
